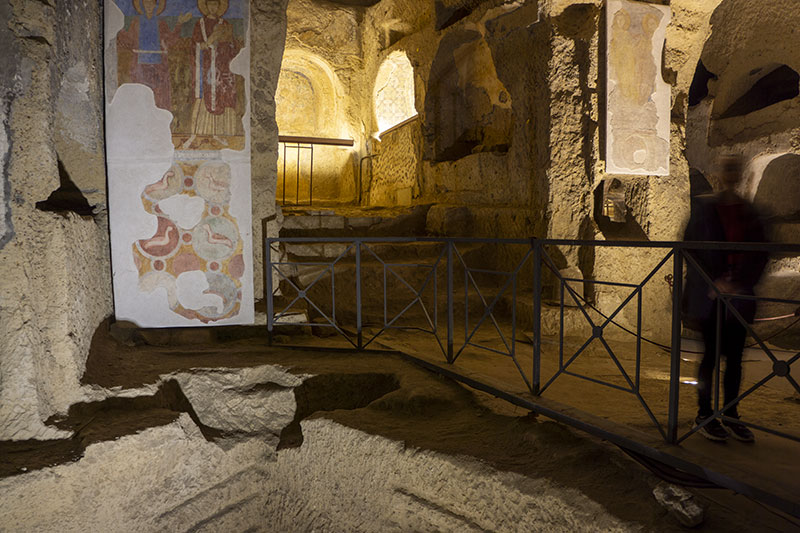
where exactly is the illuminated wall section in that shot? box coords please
[374,51,416,136]
[104,0,254,327]
[275,50,356,204]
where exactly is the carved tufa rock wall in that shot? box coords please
[0,0,112,440]
[368,117,422,206]
[245,0,291,303]
[358,0,543,247]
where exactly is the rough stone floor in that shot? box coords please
[0,325,798,532]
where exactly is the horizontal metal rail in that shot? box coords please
[274,236,532,244]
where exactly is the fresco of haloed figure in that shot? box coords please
[115,0,246,151]
[107,0,251,326]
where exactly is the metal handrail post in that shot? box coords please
[309,145,314,206]
[447,240,454,363]
[295,144,300,204]
[667,245,683,443]
[283,142,286,205]
[266,237,274,346]
[356,239,363,350]
[532,238,542,395]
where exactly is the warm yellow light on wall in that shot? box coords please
[276,49,350,140]
[374,51,416,137]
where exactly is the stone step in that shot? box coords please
[279,204,431,238]
[274,243,494,292]
[276,267,533,329]
[283,240,450,262]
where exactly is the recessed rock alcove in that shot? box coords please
[277,372,400,449]
[424,30,513,162]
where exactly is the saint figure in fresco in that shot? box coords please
[116,0,192,110]
[607,2,669,173]
[609,8,660,107]
[182,0,243,149]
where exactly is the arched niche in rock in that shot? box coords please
[686,1,800,182]
[373,51,417,136]
[751,153,800,350]
[274,50,355,204]
[423,30,513,162]
[753,154,800,228]
[717,64,799,120]
[694,0,800,147]
[275,50,346,139]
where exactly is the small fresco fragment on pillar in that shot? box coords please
[606,0,670,176]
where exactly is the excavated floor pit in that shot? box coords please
[1,324,798,532]
[278,373,400,449]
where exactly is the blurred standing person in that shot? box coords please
[683,155,768,442]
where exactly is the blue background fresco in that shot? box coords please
[113,0,246,20]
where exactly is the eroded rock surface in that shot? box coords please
[0,413,639,532]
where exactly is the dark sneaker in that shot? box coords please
[695,416,730,441]
[724,419,755,443]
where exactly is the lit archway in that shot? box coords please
[274,50,355,204]
[373,51,417,136]
[275,50,346,139]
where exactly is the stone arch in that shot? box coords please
[275,50,344,138]
[373,51,417,135]
[695,0,800,146]
[423,30,513,162]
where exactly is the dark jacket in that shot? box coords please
[682,193,768,324]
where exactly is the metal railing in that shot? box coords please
[277,136,355,206]
[266,237,800,448]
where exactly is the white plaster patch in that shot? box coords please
[176,271,223,314]
[158,194,206,230]
[107,84,174,162]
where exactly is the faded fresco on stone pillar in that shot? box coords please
[606,0,670,176]
[105,0,253,327]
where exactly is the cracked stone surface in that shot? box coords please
[652,482,705,528]
[173,366,304,436]
[0,413,637,532]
